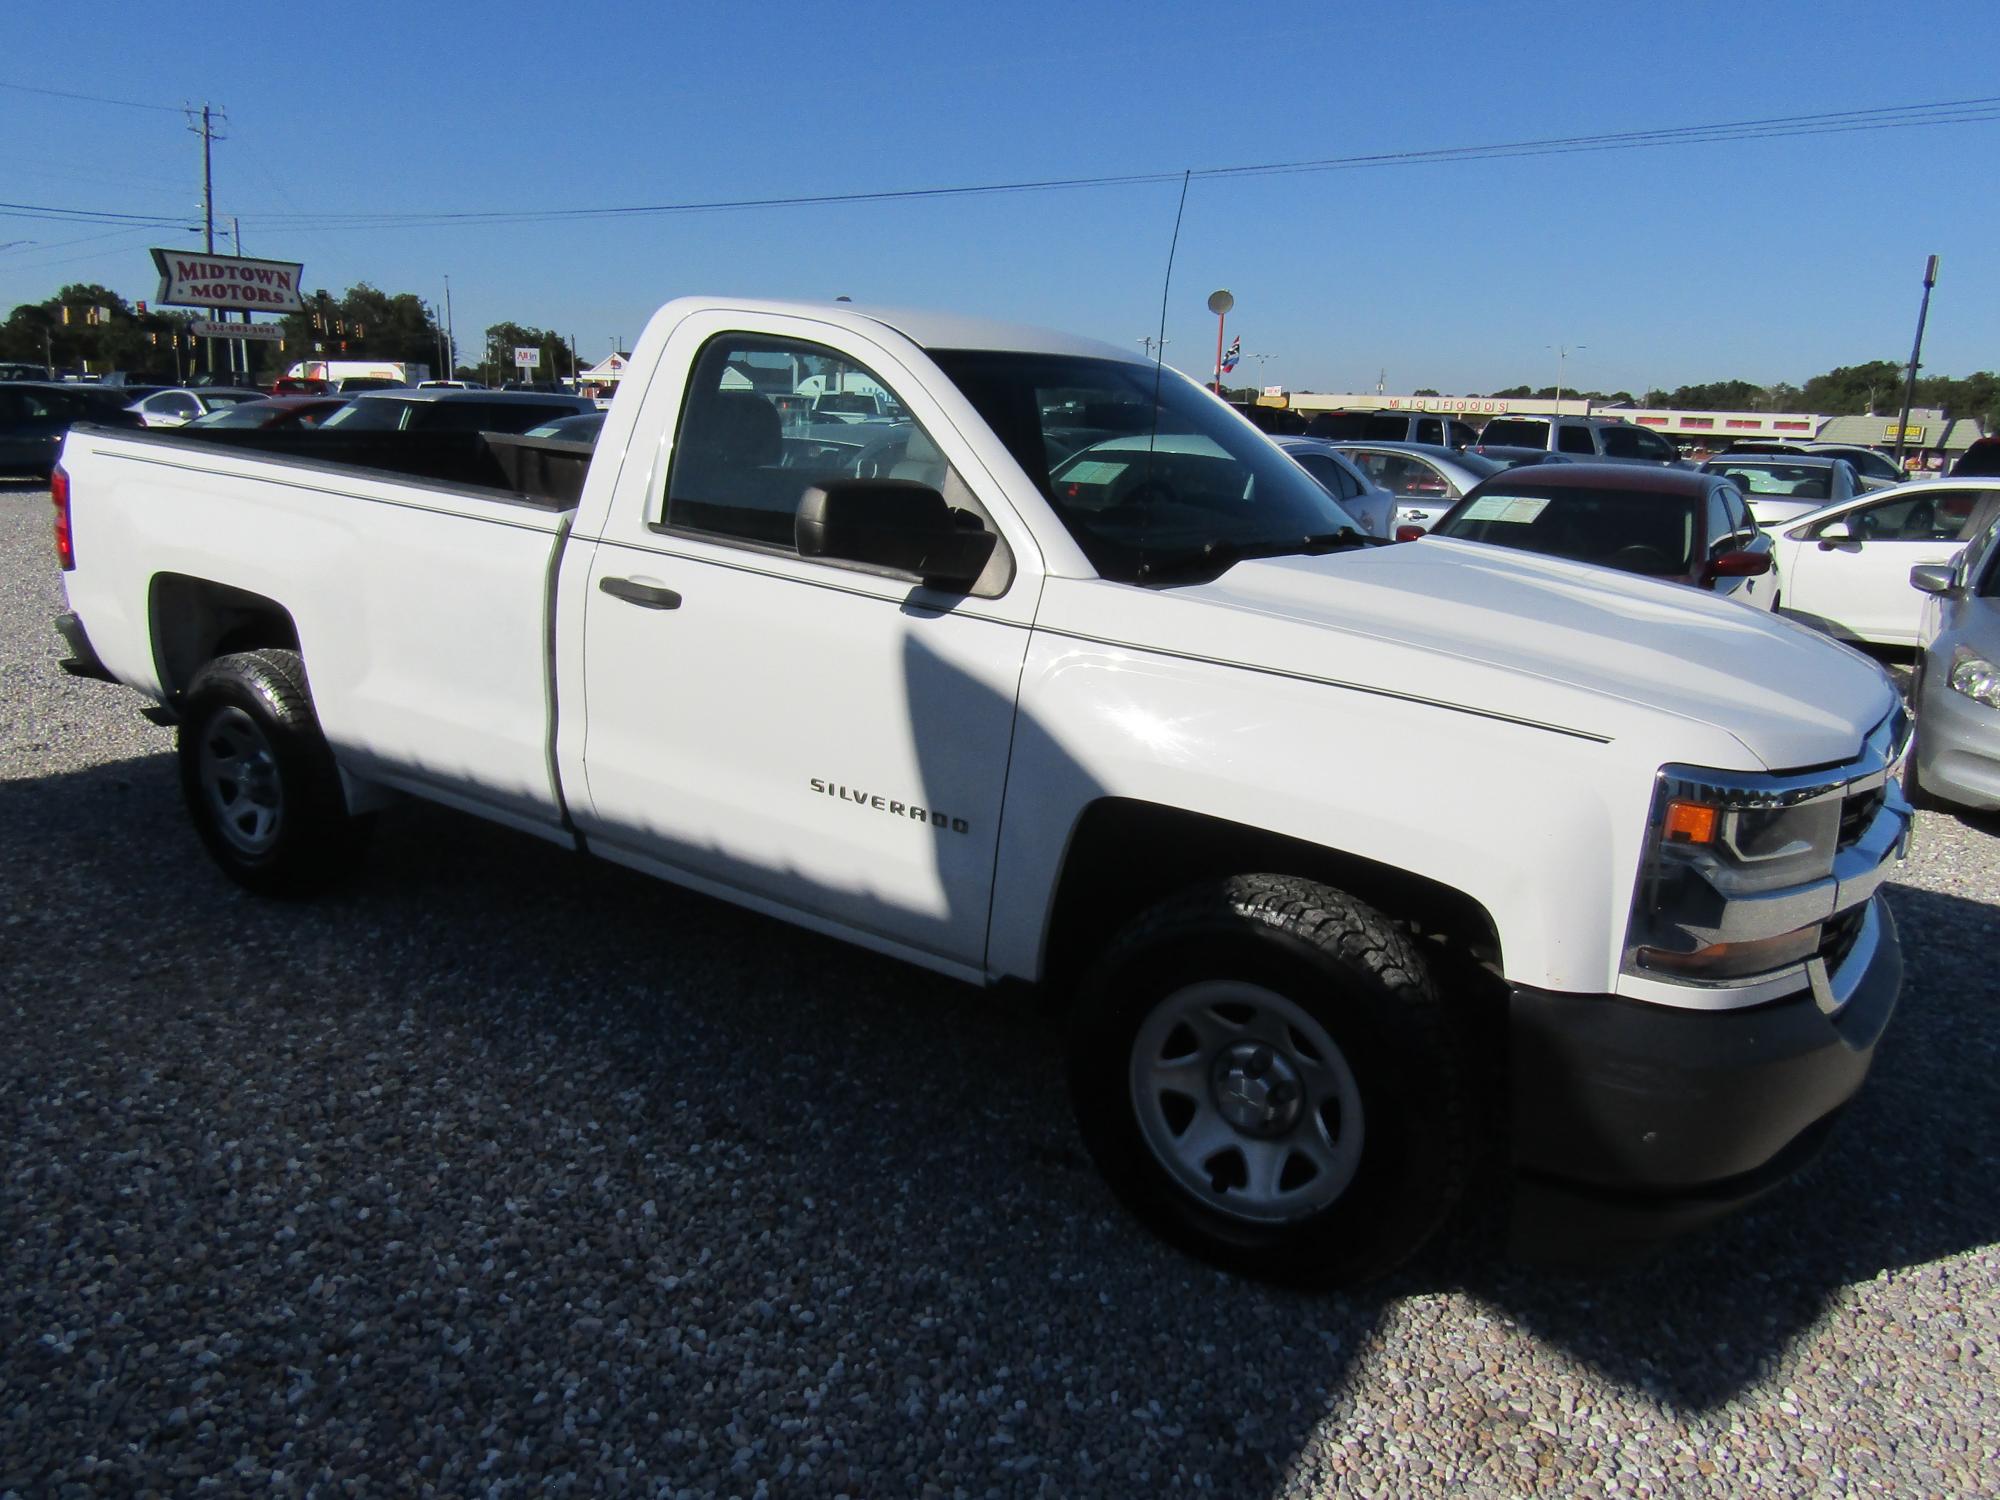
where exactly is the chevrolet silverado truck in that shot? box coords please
[51,297,1911,1284]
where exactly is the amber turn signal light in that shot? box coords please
[1663,799,1718,845]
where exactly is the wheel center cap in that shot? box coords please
[1212,1042,1303,1136]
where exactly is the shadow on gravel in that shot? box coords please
[4,751,1998,1493]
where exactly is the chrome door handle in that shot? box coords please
[599,576,682,610]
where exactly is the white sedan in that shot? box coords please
[125,387,265,428]
[1771,478,2000,646]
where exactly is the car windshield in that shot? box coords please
[201,392,255,408]
[1435,484,1698,576]
[1708,462,1830,500]
[931,350,1361,584]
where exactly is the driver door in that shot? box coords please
[572,316,1038,974]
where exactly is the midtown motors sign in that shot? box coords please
[150,249,306,312]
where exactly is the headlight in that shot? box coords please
[1948,645,2000,709]
[1626,771,1844,982]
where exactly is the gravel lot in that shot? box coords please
[3,477,1996,1498]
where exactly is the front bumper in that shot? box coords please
[1507,893,1901,1265]
[1915,663,2000,812]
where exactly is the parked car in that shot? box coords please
[1270,436,1396,536]
[1952,436,2000,478]
[1475,414,1683,466]
[1327,442,1507,532]
[1702,454,1865,526]
[521,411,607,444]
[417,380,489,391]
[1422,463,1775,607]
[316,388,598,434]
[1,382,148,476]
[53,294,1912,1285]
[1806,444,1905,487]
[184,396,350,432]
[126,387,265,429]
[333,376,407,394]
[1908,509,2000,810]
[1301,409,1480,448]
[1768,479,2000,646]
[270,377,332,397]
[1723,442,1900,489]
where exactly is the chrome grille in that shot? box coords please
[1818,904,1867,969]
[1838,784,1885,850]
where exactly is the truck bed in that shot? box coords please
[58,424,580,841]
[70,423,593,509]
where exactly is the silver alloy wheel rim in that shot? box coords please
[197,705,284,856]
[1129,980,1365,1224]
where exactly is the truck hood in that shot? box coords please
[1036,537,1899,771]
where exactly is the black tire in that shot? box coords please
[177,648,368,897]
[1067,874,1472,1287]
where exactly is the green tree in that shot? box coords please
[275,283,447,376]
[1799,360,1903,417]
[482,321,569,384]
[0,284,196,379]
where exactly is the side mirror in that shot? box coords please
[1816,520,1855,548]
[1909,563,1956,596]
[1394,524,1425,543]
[1709,550,1773,579]
[795,479,997,592]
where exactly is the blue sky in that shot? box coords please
[4,0,1996,395]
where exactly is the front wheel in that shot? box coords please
[1067,875,1473,1286]
[177,649,368,897]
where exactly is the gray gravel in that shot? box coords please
[3,477,1998,1498]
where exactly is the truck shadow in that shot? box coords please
[4,744,1997,1492]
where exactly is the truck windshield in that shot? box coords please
[931,350,1361,584]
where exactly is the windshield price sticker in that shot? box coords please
[1063,461,1129,486]
[1461,495,1551,524]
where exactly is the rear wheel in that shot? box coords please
[1068,874,1473,1286]
[177,649,367,896]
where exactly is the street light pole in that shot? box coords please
[1892,255,1940,469]
[1551,344,1586,413]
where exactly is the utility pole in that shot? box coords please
[443,275,456,378]
[188,102,226,378]
[1892,255,1940,469]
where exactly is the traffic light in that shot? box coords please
[61,306,70,325]
[354,323,365,338]
[137,300,148,315]
[339,340,347,352]
[149,332,158,346]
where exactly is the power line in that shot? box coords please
[0,79,186,114]
[3,94,1996,236]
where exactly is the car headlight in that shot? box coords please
[1625,768,1847,982]
[1948,645,2000,709]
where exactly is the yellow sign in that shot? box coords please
[1885,424,1926,443]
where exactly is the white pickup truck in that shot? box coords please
[52,297,1911,1284]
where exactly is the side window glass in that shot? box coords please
[1557,423,1596,455]
[1723,486,1751,535]
[1931,489,1982,541]
[1635,429,1675,461]
[1446,420,1476,447]
[1380,456,1449,498]
[664,334,1000,580]
[1415,418,1443,445]
[1840,493,1964,542]
[1294,453,1359,499]
[1705,491,1734,556]
[1599,427,1640,458]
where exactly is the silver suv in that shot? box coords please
[1476,414,1684,466]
